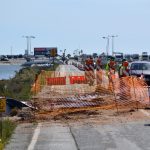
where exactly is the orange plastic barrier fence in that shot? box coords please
[111,76,150,105]
[31,83,41,94]
[47,77,66,85]
[70,76,87,84]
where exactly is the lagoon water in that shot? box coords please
[0,65,22,80]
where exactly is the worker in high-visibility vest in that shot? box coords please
[119,59,130,78]
[118,59,131,100]
[96,56,103,85]
[106,56,116,90]
[106,57,116,76]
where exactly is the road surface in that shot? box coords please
[5,117,150,150]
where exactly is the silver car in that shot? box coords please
[130,61,150,85]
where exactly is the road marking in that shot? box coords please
[140,109,150,117]
[27,123,42,150]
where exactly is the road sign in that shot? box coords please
[0,98,6,112]
[50,48,57,57]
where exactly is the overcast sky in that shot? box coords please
[0,0,150,55]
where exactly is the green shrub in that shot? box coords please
[0,119,16,149]
[0,64,59,101]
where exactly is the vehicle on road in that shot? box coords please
[141,52,149,61]
[130,61,150,85]
[124,54,132,62]
[0,55,9,61]
[114,52,123,63]
[131,54,139,61]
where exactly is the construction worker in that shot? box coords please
[118,59,130,78]
[96,56,103,85]
[118,59,130,100]
[106,56,116,90]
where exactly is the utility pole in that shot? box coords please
[29,36,35,55]
[102,36,110,58]
[22,36,29,56]
[109,35,118,56]
[22,35,35,56]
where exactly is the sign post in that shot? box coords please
[0,97,6,142]
[50,48,57,57]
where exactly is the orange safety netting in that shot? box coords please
[113,77,149,109]
[31,70,150,113]
[31,70,52,94]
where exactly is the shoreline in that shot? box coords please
[0,63,22,65]
[0,58,26,65]
[0,64,22,80]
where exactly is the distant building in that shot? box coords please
[34,47,57,57]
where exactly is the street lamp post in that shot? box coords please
[22,36,29,56]
[22,35,35,56]
[29,36,35,55]
[102,36,110,58]
[109,35,118,56]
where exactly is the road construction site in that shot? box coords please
[5,64,150,150]
[30,64,149,119]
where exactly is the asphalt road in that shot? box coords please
[5,118,150,150]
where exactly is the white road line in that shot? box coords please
[27,123,42,150]
[140,109,150,117]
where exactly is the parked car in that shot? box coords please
[131,54,140,61]
[0,55,9,61]
[130,61,150,85]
